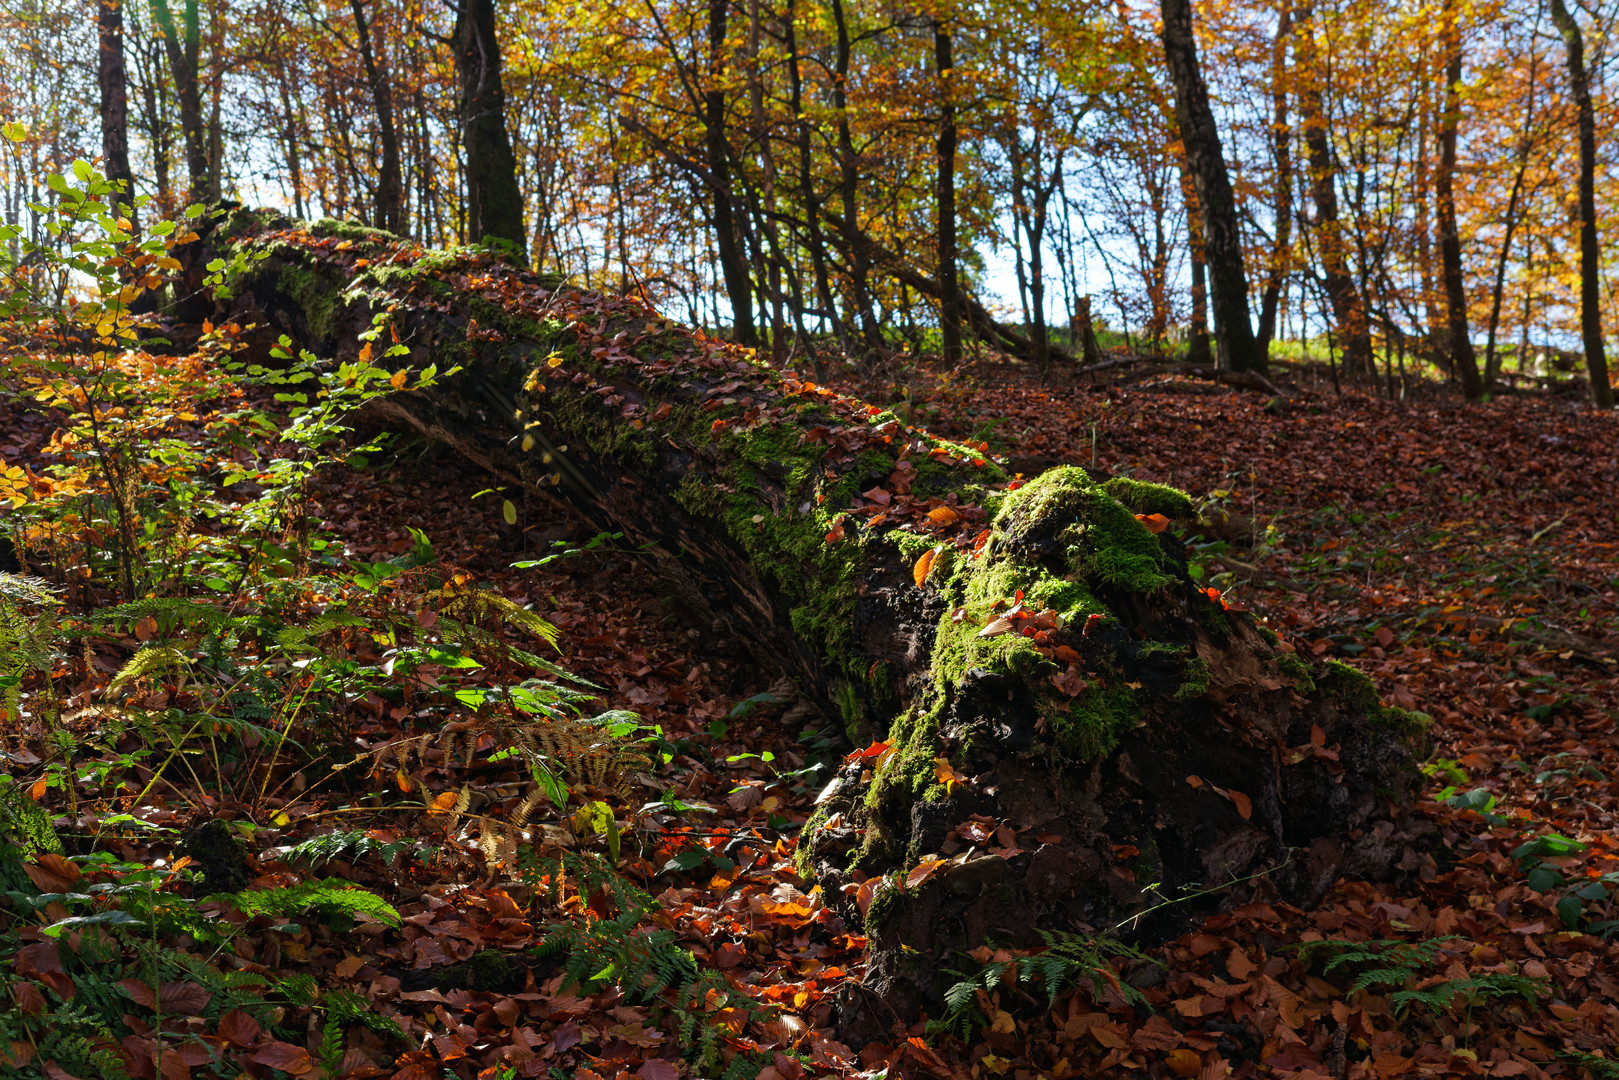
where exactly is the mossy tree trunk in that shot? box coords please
[213,215,1433,1041]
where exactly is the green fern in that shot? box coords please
[933,930,1150,1041]
[0,571,62,720]
[320,989,407,1074]
[285,829,413,871]
[1390,972,1548,1019]
[107,645,193,695]
[1562,1050,1619,1079]
[1290,936,1462,993]
[88,596,236,635]
[233,878,402,927]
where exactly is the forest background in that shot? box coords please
[6,0,1619,392]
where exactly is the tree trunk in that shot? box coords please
[148,0,209,203]
[1178,158,1213,365]
[1294,4,1373,379]
[697,0,757,347]
[1549,0,1613,408]
[935,23,963,365]
[1159,0,1264,374]
[351,0,403,235]
[99,0,136,221]
[1255,0,1292,355]
[1434,0,1483,399]
[454,0,525,252]
[830,0,880,352]
[217,215,1433,1043]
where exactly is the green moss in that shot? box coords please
[1374,705,1432,739]
[864,876,905,928]
[1099,476,1196,520]
[837,682,865,741]
[1050,680,1139,759]
[1174,657,1212,701]
[1319,660,1379,713]
[309,217,398,244]
[995,467,1175,594]
[275,263,343,341]
[1276,652,1316,692]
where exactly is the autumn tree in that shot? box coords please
[1547,0,1611,408]
[1158,0,1264,373]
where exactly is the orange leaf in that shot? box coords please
[1165,1048,1202,1077]
[912,546,940,587]
[390,368,408,390]
[1227,790,1253,820]
[905,858,946,890]
[928,505,959,525]
[1135,513,1170,534]
[933,756,968,794]
[429,790,460,816]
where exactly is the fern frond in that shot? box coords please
[233,878,402,926]
[108,645,193,695]
[0,572,63,607]
[89,596,231,634]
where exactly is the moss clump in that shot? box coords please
[995,467,1176,594]
[1051,680,1139,759]
[1319,659,1378,713]
[275,263,343,341]
[1100,476,1196,520]
[309,217,397,244]
[1174,657,1213,701]
[1276,652,1316,692]
[1374,705,1432,739]
[428,949,527,994]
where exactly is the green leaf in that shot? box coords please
[503,499,518,525]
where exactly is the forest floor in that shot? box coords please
[3,355,1619,1080]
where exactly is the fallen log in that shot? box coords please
[211,214,1434,1042]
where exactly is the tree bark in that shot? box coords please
[99,0,136,220]
[1294,4,1373,378]
[1434,0,1483,399]
[1548,0,1612,408]
[702,0,757,347]
[217,215,1433,1043]
[1255,0,1292,355]
[147,0,210,203]
[1177,157,1213,365]
[935,23,963,365]
[454,0,525,253]
[1159,0,1264,374]
[830,0,881,352]
[350,0,403,235]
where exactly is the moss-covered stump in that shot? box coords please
[205,215,1433,1042]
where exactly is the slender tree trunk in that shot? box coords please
[454,0,525,252]
[935,22,963,364]
[1294,4,1372,377]
[1415,70,1443,357]
[1256,0,1292,354]
[1159,0,1263,373]
[785,0,835,365]
[1434,0,1483,399]
[99,0,137,220]
[1549,0,1612,408]
[1483,71,1535,391]
[701,0,757,346]
[277,68,306,220]
[831,0,879,351]
[148,0,209,202]
[1177,160,1212,364]
[351,0,403,233]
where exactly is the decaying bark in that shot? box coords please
[211,215,1433,1042]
